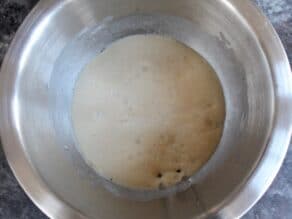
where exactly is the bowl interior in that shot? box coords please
[8,0,274,218]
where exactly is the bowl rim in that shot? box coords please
[0,0,291,218]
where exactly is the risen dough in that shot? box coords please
[72,35,225,189]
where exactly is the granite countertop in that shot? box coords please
[0,0,291,218]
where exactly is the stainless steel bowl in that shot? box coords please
[1,0,291,218]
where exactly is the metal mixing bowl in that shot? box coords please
[0,0,291,218]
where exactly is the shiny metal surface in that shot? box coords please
[0,0,291,218]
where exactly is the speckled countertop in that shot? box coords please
[0,0,291,218]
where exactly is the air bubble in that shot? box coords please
[181,176,189,181]
[157,173,163,178]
